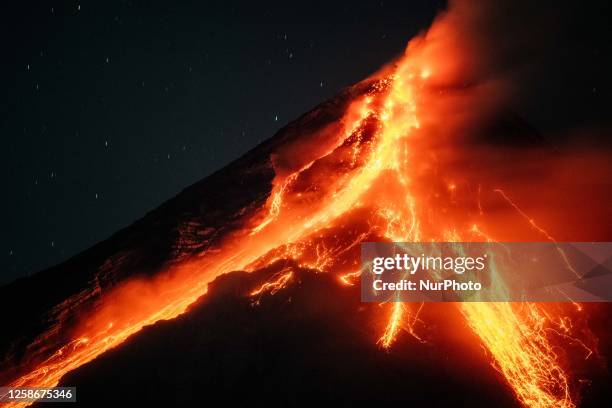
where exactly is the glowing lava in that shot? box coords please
[3,3,605,408]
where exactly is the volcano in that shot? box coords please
[2,3,612,408]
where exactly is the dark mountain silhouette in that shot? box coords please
[40,263,520,407]
[0,79,377,385]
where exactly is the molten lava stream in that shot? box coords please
[5,10,599,408]
[3,72,388,407]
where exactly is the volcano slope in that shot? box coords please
[0,79,376,388]
[2,14,612,406]
[1,75,610,408]
[45,264,522,407]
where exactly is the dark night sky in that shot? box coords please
[1,0,610,285]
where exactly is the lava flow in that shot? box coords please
[2,2,609,408]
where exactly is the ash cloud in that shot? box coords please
[412,0,611,147]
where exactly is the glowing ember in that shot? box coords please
[461,303,573,408]
[250,270,294,297]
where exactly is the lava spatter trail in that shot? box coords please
[2,3,605,408]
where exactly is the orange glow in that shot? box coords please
[378,302,406,349]
[250,270,294,297]
[461,302,594,408]
[4,3,608,408]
